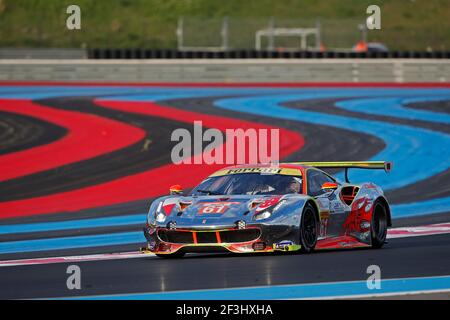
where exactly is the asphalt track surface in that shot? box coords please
[1,233,450,299]
[0,82,449,299]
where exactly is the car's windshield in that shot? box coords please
[190,173,303,196]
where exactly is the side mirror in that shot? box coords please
[321,182,338,191]
[169,184,183,195]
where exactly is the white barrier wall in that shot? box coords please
[0,59,449,83]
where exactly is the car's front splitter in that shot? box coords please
[143,224,301,254]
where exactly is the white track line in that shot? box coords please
[308,288,450,300]
[0,251,155,267]
[387,222,450,239]
[1,222,449,267]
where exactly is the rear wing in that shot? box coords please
[291,161,392,182]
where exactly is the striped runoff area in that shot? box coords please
[0,82,449,257]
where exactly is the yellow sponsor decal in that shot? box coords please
[210,167,302,177]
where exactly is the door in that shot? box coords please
[306,169,347,238]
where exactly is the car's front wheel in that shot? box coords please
[299,203,318,253]
[371,200,388,249]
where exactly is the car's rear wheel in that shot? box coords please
[371,200,388,249]
[299,203,318,253]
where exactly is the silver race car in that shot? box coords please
[142,161,392,258]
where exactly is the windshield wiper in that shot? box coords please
[196,189,221,195]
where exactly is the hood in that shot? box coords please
[153,194,292,228]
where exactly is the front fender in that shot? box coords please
[146,195,178,225]
[259,195,314,226]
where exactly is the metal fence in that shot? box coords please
[176,17,366,51]
[1,13,448,52]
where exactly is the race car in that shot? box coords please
[141,161,392,258]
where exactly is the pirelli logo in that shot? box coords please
[228,168,281,174]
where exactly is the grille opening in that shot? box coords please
[158,230,192,243]
[158,228,260,244]
[220,229,260,243]
[196,232,217,243]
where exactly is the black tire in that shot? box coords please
[156,251,186,259]
[299,203,318,253]
[371,200,388,249]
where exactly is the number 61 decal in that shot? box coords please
[199,202,239,214]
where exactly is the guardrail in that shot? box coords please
[0,59,448,83]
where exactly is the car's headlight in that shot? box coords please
[253,199,286,221]
[156,212,167,223]
[254,211,271,220]
[273,200,286,212]
[149,201,167,223]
